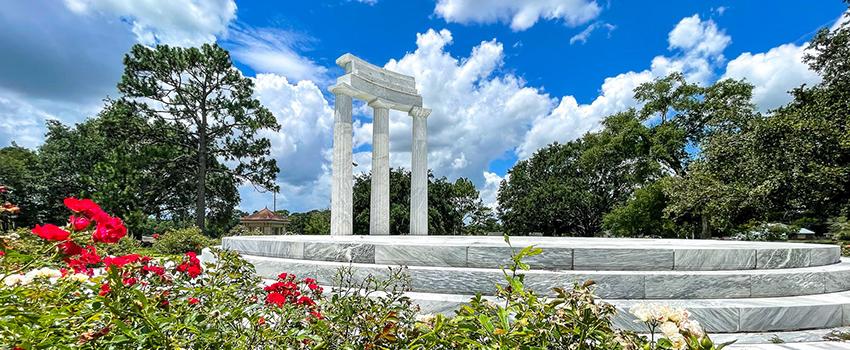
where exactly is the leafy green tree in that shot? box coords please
[602,180,675,238]
[0,144,41,227]
[118,43,279,232]
[353,168,489,235]
[499,111,659,236]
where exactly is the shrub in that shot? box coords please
[152,227,215,255]
[734,223,795,241]
[226,224,265,237]
[101,236,142,256]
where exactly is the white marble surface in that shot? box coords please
[409,107,430,236]
[231,252,850,299]
[369,100,391,236]
[401,287,850,333]
[223,235,842,270]
[329,92,353,236]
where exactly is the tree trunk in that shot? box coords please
[195,118,207,232]
[700,213,710,239]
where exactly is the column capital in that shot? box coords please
[329,83,354,96]
[409,106,431,118]
[368,98,393,109]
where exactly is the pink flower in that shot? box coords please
[99,283,110,296]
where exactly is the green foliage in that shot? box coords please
[499,110,659,236]
[829,216,850,241]
[152,227,215,255]
[353,168,496,235]
[603,181,676,238]
[118,43,280,232]
[101,236,143,256]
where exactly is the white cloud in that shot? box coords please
[570,21,616,45]
[723,44,820,112]
[518,14,731,158]
[833,11,849,31]
[226,26,328,82]
[374,29,552,187]
[245,74,335,211]
[63,0,236,46]
[434,0,601,31]
[480,171,505,209]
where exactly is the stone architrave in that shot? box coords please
[329,53,431,236]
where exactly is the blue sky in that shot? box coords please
[0,0,847,213]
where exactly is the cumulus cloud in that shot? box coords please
[63,0,236,47]
[225,26,329,82]
[246,74,335,211]
[480,171,505,209]
[723,44,820,112]
[371,29,552,186]
[518,14,731,158]
[434,0,601,31]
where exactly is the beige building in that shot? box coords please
[240,208,289,235]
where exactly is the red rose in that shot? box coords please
[186,265,202,278]
[92,216,127,244]
[103,254,141,269]
[69,215,91,231]
[296,295,316,307]
[152,233,160,240]
[0,250,5,257]
[266,292,287,307]
[58,241,83,256]
[32,224,71,241]
[188,297,200,305]
[79,245,101,264]
[99,283,110,296]
[63,197,109,222]
[142,265,165,276]
[310,310,323,320]
[303,277,316,285]
[278,272,292,280]
[257,316,266,325]
[122,277,137,286]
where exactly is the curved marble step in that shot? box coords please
[405,289,850,333]
[223,235,840,271]
[241,254,850,299]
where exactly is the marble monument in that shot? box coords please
[329,54,431,236]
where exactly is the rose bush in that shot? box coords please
[0,198,732,349]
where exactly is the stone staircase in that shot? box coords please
[222,235,847,333]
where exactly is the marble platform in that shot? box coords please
[222,235,840,271]
[221,235,848,334]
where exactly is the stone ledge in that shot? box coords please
[222,235,841,271]
[238,254,850,299]
[403,289,850,333]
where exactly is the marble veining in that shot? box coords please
[573,248,673,270]
[674,249,756,270]
[645,274,750,299]
[376,245,467,267]
[757,248,811,269]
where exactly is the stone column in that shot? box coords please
[409,107,431,235]
[330,90,353,236]
[369,99,391,235]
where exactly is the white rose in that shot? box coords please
[66,273,90,283]
[659,321,679,338]
[681,319,704,338]
[668,333,687,350]
[3,274,24,287]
